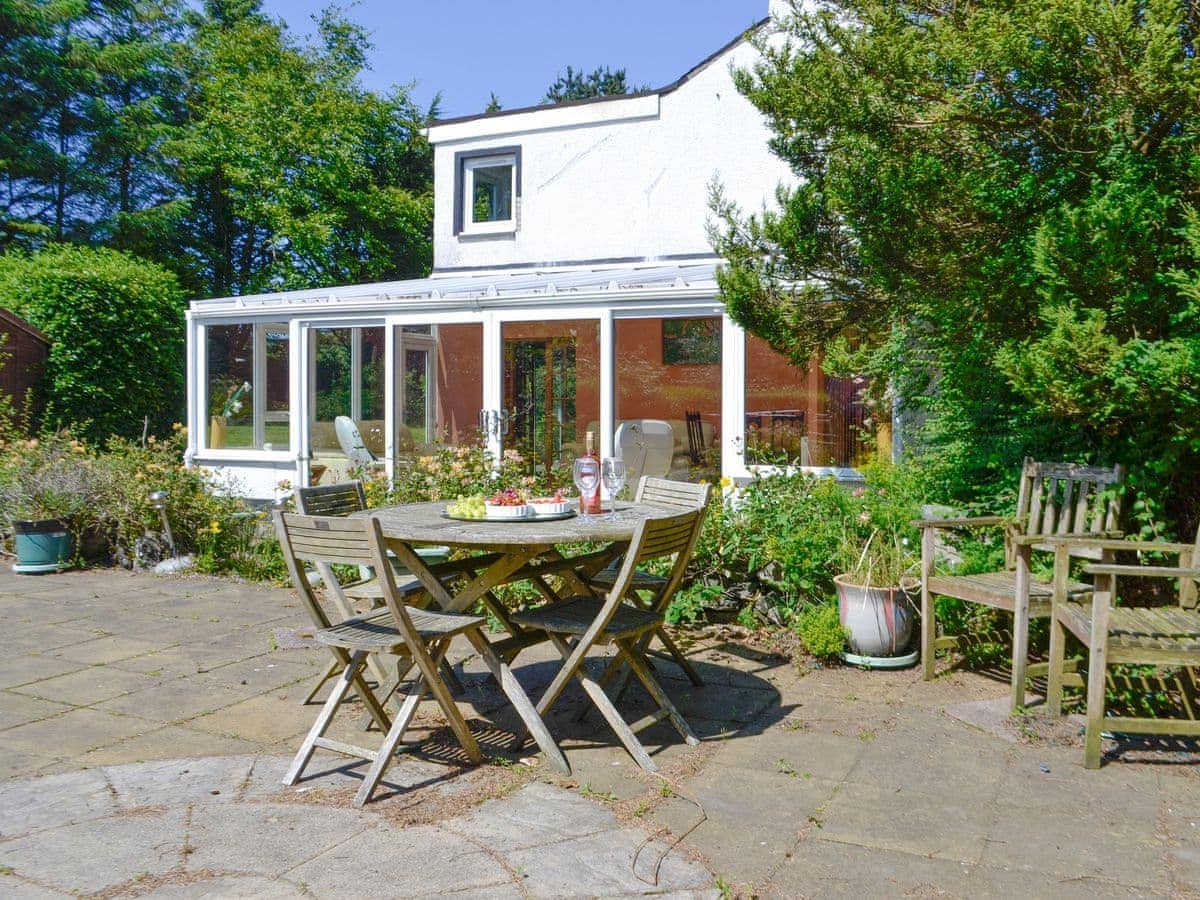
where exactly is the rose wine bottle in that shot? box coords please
[584,431,603,514]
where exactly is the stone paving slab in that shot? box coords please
[76,725,266,769]
[2,567,1199,897]
[0,692,71,732]
[0,706,152,759]
[0,756,716,898]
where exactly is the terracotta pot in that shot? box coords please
[834,573,916,657]
[209,415,227,449]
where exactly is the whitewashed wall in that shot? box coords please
[428,30,794,272]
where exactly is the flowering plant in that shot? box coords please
[362,442,569,506]
[0,431,97,525]
[211,380,250,418]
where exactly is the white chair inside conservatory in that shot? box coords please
[615,420,674,488]
[334,416,379,470]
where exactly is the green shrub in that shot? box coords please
[687,462,927,620]
[666,581,727,626]
[0,245,185,442]
[793,603,848,659]
[0,409,286,581]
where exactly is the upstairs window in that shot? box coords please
[455,147,520,236]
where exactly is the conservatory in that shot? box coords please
[185,261,885,501]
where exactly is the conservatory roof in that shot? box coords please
[188,261,726,319]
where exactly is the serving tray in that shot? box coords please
[440,510,578,523]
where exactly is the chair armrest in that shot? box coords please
[912,515,1007,530]
[1042,536,1190,554]
[1084,564,1200,579]
[1011,531,1124,547]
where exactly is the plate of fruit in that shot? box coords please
[444,494,487,519]
[483,488,529,519]
[529,491,573,516]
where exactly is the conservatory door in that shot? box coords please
[498,319,600,475]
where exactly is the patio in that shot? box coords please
[1,567,1196,897]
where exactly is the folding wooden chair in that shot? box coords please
[294,481,454,704]
[511,509,705,771]
[586,477,711,687]
[275,511,521,806]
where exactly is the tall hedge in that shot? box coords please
[0,245,185,442]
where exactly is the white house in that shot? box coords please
[185,1,883,500]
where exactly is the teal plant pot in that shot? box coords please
[12,519,74,574]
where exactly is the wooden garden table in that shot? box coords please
[353,500,679,775]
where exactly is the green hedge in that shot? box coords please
[0,245,185,441]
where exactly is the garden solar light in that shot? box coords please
[148,490,176,558]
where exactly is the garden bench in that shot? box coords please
[1045,525,1200,768]
[918,458,1125,712]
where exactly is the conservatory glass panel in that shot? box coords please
[310,326,386,461]
[205,323,289,451]
[263,327,290,449]
[402,347,431,449]
[431,323,482,448]
[613,316,721,480]
[502,319,599,475]
[744,334,882,468]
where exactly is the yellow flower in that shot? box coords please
[719,475,733,489]
[208,520,222,535]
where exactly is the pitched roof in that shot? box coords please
[429,17,769,129]
[0,308,49,346]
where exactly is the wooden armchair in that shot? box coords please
[918,458,1125,712]
[1046,526,1200,768]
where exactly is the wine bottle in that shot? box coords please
[584,431,603,514]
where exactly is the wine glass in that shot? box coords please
[601,457,626,520]
[572,457,600,520]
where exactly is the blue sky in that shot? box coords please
[259,1,770,119]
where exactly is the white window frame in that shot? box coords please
[397,328,438,442]
[458,150,518,236]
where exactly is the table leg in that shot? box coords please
[464,629,569,775]
[386,540,569,775]
[387,541,543,614]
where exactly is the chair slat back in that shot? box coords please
[635,476,710,511]
[1015,459,1125,558]
[276,511,366,632]
[632,513,700,567]
[626,504,709,611]
[296,481,366,517]
[275,512,376,566]
[274,510,425,649]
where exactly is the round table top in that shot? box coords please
[357,500,676,548]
